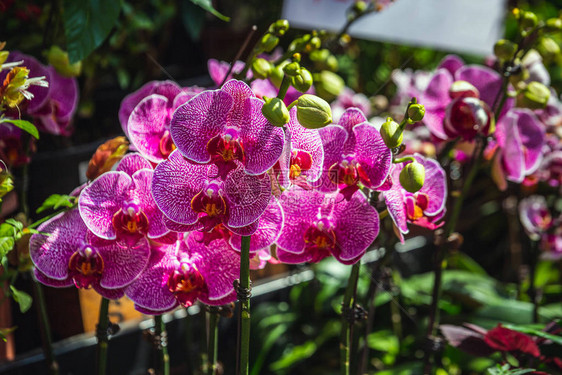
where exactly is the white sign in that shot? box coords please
[282,0,506,56]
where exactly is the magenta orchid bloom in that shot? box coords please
[276,187,379,265]
[275,107,324,189]
[170,79,285,179]
[152,149,272,234]
[383,154,447,242]
[78,153,168,246]
[30,209,151,300]
[119,80,183,138]
[332,87,372,123]
[318,108,392,199]
[421,55,510,141]
[208,59,247,86]
[489,108,545,188]
[518,195,553,241]
[125,233,240,314]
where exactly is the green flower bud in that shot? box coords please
[313,70,345,101]
[520,11,538,30]
[380,118,403,149]
[407,104,425,123]
[296,94,332,129]
[269,64,285,88]
[262,97,290,127]
[291,68,313,93]
[259,34,279,53]
[325,55,339,72]
[251,58,272,80]
[494,39,517,61]
[269,19,290,36]
[47,45,82,77]
[545,18,562,32]
[283,62,300,77]
[306,36,322,52]
[352,0,368,14]
[399,161,425,193]
[309,49,330,62]
[537,37,560,62]
[516,81,551,110]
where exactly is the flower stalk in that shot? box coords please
[32,277,59,375]
[207,311,220,375]
[237,235,252,375]
[154,315,170,375]
[95,298,110,375]
[340,262,361,375]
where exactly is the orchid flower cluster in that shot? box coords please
[28,39,448,316]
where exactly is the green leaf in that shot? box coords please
[62,0,122,63]
[189,0,230,22]
[36,194,76,214]
[4,219,23,232]
[1,119,39,139]
[502,323,562,346]
[0,236,15,258]
[182,1,206,41]
[10,286,32,313]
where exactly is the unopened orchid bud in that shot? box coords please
[380,118,403,149]
[494,39,517,61]
[269,19,290,36]
[47,46,82,77]
[313,70,345,100]
[283,62,300,77]
[291,68,313,92]
[262,97,290,127]
[296,94,332,129]
[352,0,368,14]
[545,18,562,32]
[537,37,560,62]
[310,49,329,62]
[407,104,425,123]
[251,58,271,80]
[449,80,480,99]
[326,55,339,71]
[516,81,551,110]
[306,36,322,52]
[399,161,425,193]
[520,11,538,30]
[259,34,279,53]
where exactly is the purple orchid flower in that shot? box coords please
[518,195,553,241]
[332,87,372,123]
[208,59,247,86]
[274,107,325,189]
[152,149,272,234]
[30,66,79,136]
[276,187,379,265]
[421,55,512,141]
[383,154,447,243]
[490,108,546,185]
[119,80,183,139]
[317,108,392,199]
[30,209,151,300]
[78,153,168,246]
[170,79,285,179]
[125,233,240,314]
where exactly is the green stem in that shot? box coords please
[222,25,257,86]
[95,298,110,375]
[207,312,220,375]
[32,277,59,375]
[393,156,415,164]
[422,138,487,374]
[237,235,252,375]
[529,240,540,323]
[340,263,361,375]
[154,315,170,375]
[276,75,291,101]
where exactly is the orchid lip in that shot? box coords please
[68,245,104,289]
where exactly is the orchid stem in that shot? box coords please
[207,311,220,375]
[223,25,258,87]
[95,298,110,375]
[529,240,540,323]
[237,235,252,375]
[422,137,487,374]
[277,75,291,101]
[154,315,170,375]
[32,276,59,375]
[340,262,361,375]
